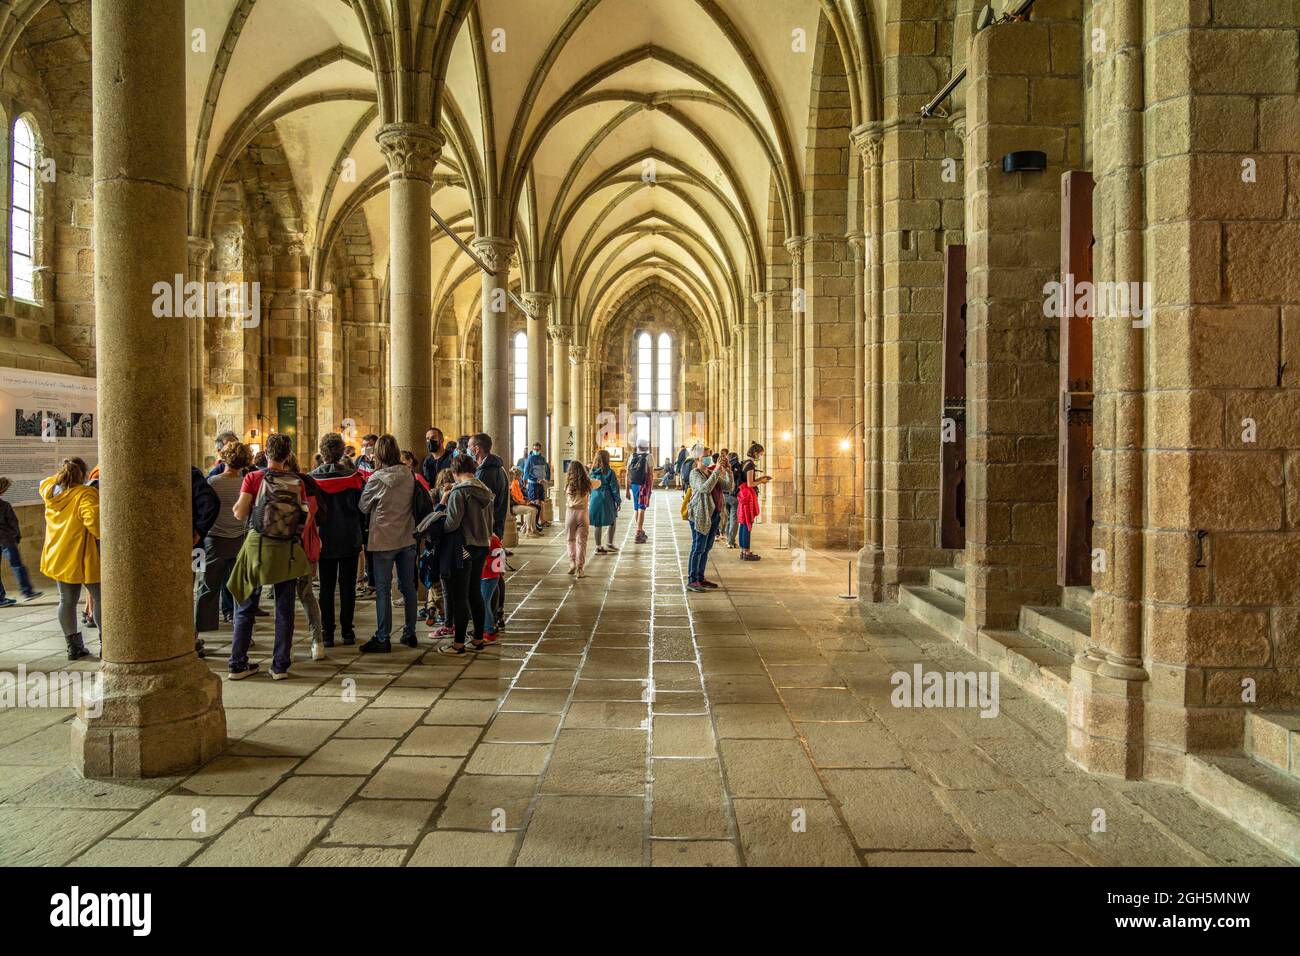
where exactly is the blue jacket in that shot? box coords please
[524,451,551,484]
[588,467,620,526]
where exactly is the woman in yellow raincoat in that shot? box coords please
[40,457,100,660]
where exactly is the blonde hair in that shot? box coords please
[219,440,252,471]
[566,460,592,498]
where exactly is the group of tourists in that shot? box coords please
[0,424,772,673]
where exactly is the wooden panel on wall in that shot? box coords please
[940,243,966,550]
[1058,170,1094,587]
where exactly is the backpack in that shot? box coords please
[252,470,305,542]
[680,486,692,520]
[627,453,648,487]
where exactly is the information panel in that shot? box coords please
[0,367,98,506]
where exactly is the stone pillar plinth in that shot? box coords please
[78,0,225,777]
[474,237,516,451]
[379,122,442,453]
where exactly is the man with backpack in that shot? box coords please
[625,438,653,544]
[225,432,313,680]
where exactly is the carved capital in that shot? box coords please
[784,235,806,266]
[471,236,516,274]
[846,233,866,260]
[849,123,884,164]
[751,291,772,306]
[547,324,572,345]
[568,344,588,366]
[187,236,214,270]
[521,291,554,322]
[377,123,445,183]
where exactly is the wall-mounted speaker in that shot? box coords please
[1001,150,1047,173]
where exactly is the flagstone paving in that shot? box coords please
[0,493,1290,866]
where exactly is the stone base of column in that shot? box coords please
[502,520,518,549]
[1066,664,1144,780]
[856,546,886,603]
[73,656,226,779]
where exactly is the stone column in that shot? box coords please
[77,0,225,777]
[848,231,866,549]
[473,237,515,450]
[852,125,886,599]
[962,16,1082,637]
[785,237,808,543]
[522,292,552,451]
[454,355,469,433]
[569,344,588,459]
[378,123,442,452]
[549,322,571,455]
[187,237,213,466]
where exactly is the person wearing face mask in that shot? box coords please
[421,427,455,488]
[357,435,379,475]
[685,445,732,592]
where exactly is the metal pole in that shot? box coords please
[839,559,855,600]
[430,208,534,317]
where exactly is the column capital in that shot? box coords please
[377,122,444,182]
[948,108,967,139]
[784,236,806,265]
[751,291,772,305]
[849,123,884,164]
[471,236,516,274]
[521,291,554,321]
[187,235,214,269]
[568,343,588,366]
[547,323,572,345]
[846,232,867,259]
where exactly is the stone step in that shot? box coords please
[975,629,1070,714]
[1019,604,1090,658]
[1062,585,1093,616]
[1185,753,1300,864]
[928,566,966,603]
[897,584,964,644]
[1246,712,1300,782]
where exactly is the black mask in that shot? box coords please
[427,439,441,453]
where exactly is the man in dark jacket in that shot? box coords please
[0,476,40,606]
[311,433,365,646]
[469,433,510,539]
[469,432,510,628]
[420,427,455,489]
[191,466,221,657]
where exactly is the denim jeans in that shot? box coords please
[724,496,739,545]
[481,577,499,633]
[739,523,751,550]
[372,545,417,642]
[0,544,36,600]
[230,578,295,674]
[688,511,721,584]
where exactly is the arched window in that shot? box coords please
[636,331,653,410]
[513,330,528,408]
[11,117,37,301]
[512,330,528,464]
[656,331,672,410]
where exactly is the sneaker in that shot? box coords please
[399,634,420,649]
[635,532,647,544]
[481,631,499,645]
[220,612,233,625]
[432,626,454,639]
[0,598,16,608]
[699,579,719,589]
[323,634,335,648]
[270,669,289,681]
[359,638,391,654]
[195,637,206,659]
[341,632,357,646]
[594,546,608,555]
[438,641,468,656]
[686,582,707,593]
[311,641,326,661]
[20,590,41,602]
[741,552,762,562]
[229,663,260,680]
[605,544,619,553]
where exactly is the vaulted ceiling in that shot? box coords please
[8,1,889,356]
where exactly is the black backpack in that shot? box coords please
[627,452,649,487]
[412,479,434,538]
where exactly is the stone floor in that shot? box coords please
[0,492,1289,867]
